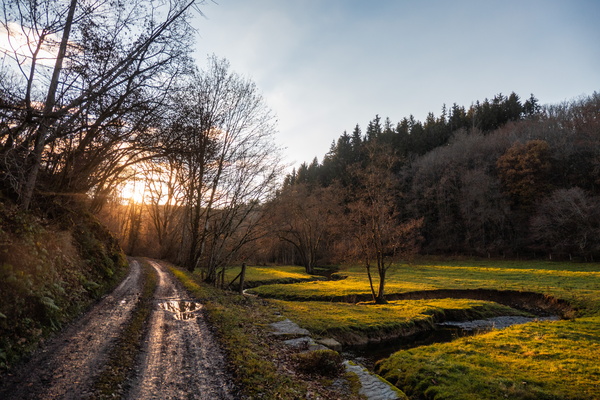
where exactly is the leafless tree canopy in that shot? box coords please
[0,0,201,208]
[153,56,282,278]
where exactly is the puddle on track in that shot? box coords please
[158,300,202,320]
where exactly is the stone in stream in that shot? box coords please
[317,337,342,351]
[344,361,408,400]
[269,318,311,337]
[283,336,327,351]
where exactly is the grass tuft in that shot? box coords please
[292,349,345,377]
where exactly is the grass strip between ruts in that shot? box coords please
[91,260,158,400]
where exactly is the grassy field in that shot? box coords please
[376,316,600,400]
[226,259,600,399]
[270,298,531,345]
[223,265,325,288]
[246,260,600,315]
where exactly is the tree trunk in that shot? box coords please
[365,262,377,303]
[376,273,387,304]
[376,259,388,304]
[238,263,247,295]
[22,0,78,210]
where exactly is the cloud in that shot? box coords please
[194,0,600,170]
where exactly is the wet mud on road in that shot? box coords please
[1,259,235,399]
[127,260,234,400]
[0,260,144,400]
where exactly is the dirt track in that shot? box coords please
[127,260,234,399]
[0,260,144,399]
[0,259,235,400]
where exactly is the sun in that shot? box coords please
[120,180,146,204]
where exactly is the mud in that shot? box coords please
[158,300,202,321]
[0,259,236,400]
[0,260,144,400]
[126,260,235,399]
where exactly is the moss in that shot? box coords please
[293,349,344,377]
[344,371,363,397]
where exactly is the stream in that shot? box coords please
[342,315,559,371]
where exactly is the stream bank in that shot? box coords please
[342,315,560,371]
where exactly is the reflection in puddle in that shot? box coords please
[158,301,202,320]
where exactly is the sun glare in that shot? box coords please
[0,22,60,66]
[120,181,146,204]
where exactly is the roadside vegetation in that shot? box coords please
[91,260,157,399]
[0,201,128,370]
[170,264,365,400]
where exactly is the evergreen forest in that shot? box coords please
[274,92,600,265]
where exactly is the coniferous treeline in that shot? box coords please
[276,92,600,261]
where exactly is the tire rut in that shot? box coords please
[127,260,234,400]
[0,260,144,400]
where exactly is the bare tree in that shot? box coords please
[271,184,343,274]
[0,0,202,209]
[142,157,185,259]
[348,145,423,304]
[164,56,282,280]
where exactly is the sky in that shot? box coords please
[192,0,600,170]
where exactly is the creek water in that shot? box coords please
[342,315,559,371]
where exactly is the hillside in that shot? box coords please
[0,197,128,369]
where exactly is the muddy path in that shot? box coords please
[126,260,234,399]
[0,259,235,400]
[0,260,144,400]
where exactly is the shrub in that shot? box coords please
[293,349,344,377]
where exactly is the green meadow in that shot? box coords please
[377,316,600,400]
[225,265,325,287]
[244,260,600,315]
[270,298,531,344]
[227,259,600,399]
